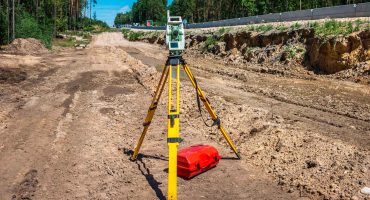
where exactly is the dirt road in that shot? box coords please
[0,32,369,200]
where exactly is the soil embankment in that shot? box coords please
[124,26,370,85]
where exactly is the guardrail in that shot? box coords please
[130,2,370,30]
[131,26,166,30]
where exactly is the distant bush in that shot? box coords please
[122,28,131,36]
[55,17,68,32]
[205,35,218,50]
[16,10,52,48]
[129,32,143,40]
[81,18,110,33]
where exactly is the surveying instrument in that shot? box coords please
[131,11,241,200]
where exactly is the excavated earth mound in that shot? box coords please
[4,38,48,55]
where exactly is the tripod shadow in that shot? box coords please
[122,148,168,161]
[221,157,240,160]
[121,148,166,200]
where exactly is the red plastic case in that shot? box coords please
[177,144,221,179]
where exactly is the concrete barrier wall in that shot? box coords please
[130,2,370,30]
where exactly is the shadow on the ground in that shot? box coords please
[136,159,166,200]
[122,148,168,161]
[121,147,166,200]
[221,156,240,160]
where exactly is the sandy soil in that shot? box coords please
[0,32,369,200]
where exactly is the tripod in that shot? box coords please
[131,55,241,200]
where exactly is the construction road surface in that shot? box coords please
[0,32,369,200]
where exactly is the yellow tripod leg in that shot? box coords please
[131,65,169,161]
[167,64,181,200]
[183,64,241,159]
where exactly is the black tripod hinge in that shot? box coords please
[168,114,179,127]
[213,117,221,128]
[167,137,183,143]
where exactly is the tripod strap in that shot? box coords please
[193,75,214,127]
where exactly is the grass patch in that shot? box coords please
[53,37,76,48]
[218,27,231,35]
[276,25,288,31]
[255,24,274,32]
[284,45,297,59]
[205,36,218,50]
[53,31,92,48]
[313,20,366,36]
[290,22,302,30]
[243,19,369,36]
[122,28,150,41]
[283,44,306,60]
[247,24,274,33]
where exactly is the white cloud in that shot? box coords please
[120,5,130,13]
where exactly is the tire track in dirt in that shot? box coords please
[187,58,370,123]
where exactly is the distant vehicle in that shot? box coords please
[146,20,153,27]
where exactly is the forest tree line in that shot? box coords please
[115,0,370,27]
[0,0,108,47]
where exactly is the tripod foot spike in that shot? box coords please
[236,152,242,160]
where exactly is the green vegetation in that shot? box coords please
[115,13,132,27]
[15,10,52,48]
[242,19,369,36]
[128,31,145,41]
[168,0,367,23]
[122,29,155,41]
[307,19,369,36]
[247,24,273,32]
[82,19,110,33]
[115,0,167,27]
[53,30,92,48]
[284,45,297,59]
[256,24,274,32]
[205,36,218,50]
[284,44,305,60]
[276,25,288,31]
[218,27,231,35]
[290,22,302,30]
[53,37,77,48]
[313,20,368,36]
[115,0,368,27]
[307,21,319,29]
[0,0,109,48]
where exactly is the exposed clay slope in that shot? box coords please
[307,31,370,74]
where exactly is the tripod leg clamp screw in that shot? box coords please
[167,137,183,143]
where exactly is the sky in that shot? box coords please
[93,0,173,27]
